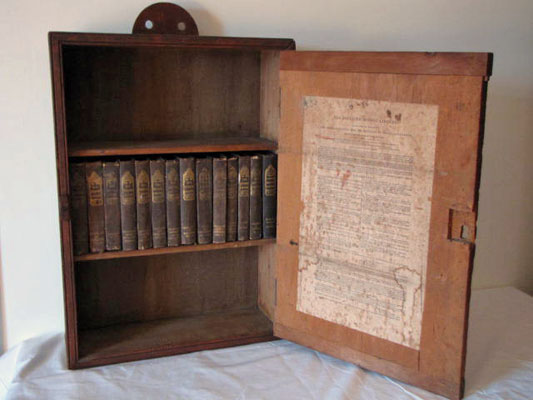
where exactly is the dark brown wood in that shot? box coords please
[77,309,274,368]
[69,138,277,157]
[133,3,199,35]
[49,31,295,51]
[274,51,491,400]
[74,238,275,262]
[49,15,292,370]
[76,248,259,329]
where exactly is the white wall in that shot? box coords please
[0,0,531,351]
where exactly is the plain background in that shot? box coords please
[0,0,531,352]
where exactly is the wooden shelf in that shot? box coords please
[74,238,275,262]
[77,308,274,368]
[68,137,277,157]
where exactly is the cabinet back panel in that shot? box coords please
[75,247,258,329]
[62,46,260,143]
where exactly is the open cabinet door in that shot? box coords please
[274,51,492,400]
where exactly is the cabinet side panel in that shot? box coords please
[49,36,78,366]
[258,51,281,320]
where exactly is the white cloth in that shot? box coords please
[0,287,531,399]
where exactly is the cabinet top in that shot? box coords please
[48,32,295,51]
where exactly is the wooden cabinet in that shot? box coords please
[49,4,491,399]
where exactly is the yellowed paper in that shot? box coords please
[297,96,438,349]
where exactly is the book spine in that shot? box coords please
[262,153,278,238]
[69,162,89,255]
[119,160,137,251]
[249,155,262,240]
[196,157,213,244]
[179,157,196,245]
[150,159,167,248]
[165,159,180,247]
[103,161,121,251]
[212,157,227,243]
[226,156,238,242]
[86,161,105,253]
[135,160,152,250]
[237,155,251,241]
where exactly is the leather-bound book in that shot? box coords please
[212,156,227,243]
[196,157,213,244]
[165,159,180,247]
[150,159,167,248]
[86,161,105,253]
[226,156,238,242]
[179,157,196,245]
[69,162,89,255]
[135,160,152,250]
[119,160,137,251]
[237,155,250,241]
[103,161,121,251]
[249,155,262,240]
[262,153,277,238]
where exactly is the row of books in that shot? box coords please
[69,153,277,255]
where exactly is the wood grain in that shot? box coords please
[280,51,492,77]
[69,137,277,157]
[76,248,259,329]
[77,308,274,368]
[275,51,491,399]
[49,29,292,369]
[74,238,274,261]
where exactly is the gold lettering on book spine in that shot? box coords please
[198,167,210,201]
[182,168,195,201]
[87,171,103,206]
[264,165,276,196]
[167,168,179,201]
[251,164,261,196]
[151,169,165,203]
[104,172,119,204]
[238,166,250,197]
[227,165,238,199]
[121,171,135,205]
[136,170,150,204]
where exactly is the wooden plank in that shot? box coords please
[50,31,295,51]
[77,308,274,368]
[74,238,275,262]
[275,61,488,399]
[68,137,278,157]
[280,51,492,77]
[257,51,282,320]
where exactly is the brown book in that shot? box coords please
[135,160,152,249]
[69,162,89,255]
[237,155,251,241]
[166,159,180,247]
[150,159,167,248]
[262,153,277,238]
[196,157,213,244]
[179,157,196,245]
[212,156,227,243]
[119,160,137,251]
[103,161,121,251]
[226,156,238,242]
[249,155,262,240]
[86,161,105,253]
